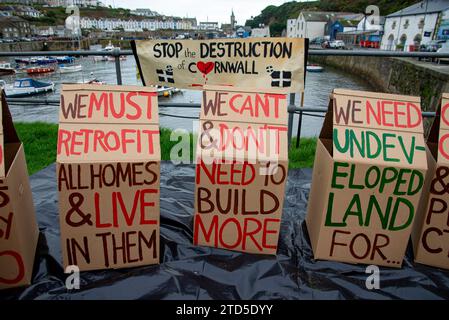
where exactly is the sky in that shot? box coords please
[102,0,291,25]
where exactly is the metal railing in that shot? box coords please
[2,48,449,149]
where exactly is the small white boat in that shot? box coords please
[60,64,83,73]
[157,86,181,97]
[93,42,125,62]
[93,56,108,62]
[306,64,324,73]
[107,55,127,61]
[83,79,105,85]
[0,78,55,98]
[0,62,16,76]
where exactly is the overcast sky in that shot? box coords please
[102,0,292,25]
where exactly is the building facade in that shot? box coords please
[381,0,449,51]
[199,21,219,30]
[80,16,197,31]
[0,16,31,38]
[130,8,158,17]
[286,19,297,38]
[251,26,270,37]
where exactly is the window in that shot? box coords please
[418,18,425,29]
[404,19,409,29]
[392,21,396,29]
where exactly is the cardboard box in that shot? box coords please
[193,86,289,255]
[57,84,160,271]
[413,93,449,269]
[0,91,39,289]
[306,89,428,268]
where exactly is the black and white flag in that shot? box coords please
[156,68,175,83]
[271,71,291,88]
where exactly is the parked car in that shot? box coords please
[310,36,327,46]
[329,40,346,49]
[420,40,447,52]
[437,44,449,64]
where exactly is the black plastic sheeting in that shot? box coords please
[1,162,449,300]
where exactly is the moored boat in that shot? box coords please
[27,66,55,75]
[0,62,16,76]
[60,64,83,73]
[306,64,324,73]
[56,56,75,64]
[107,55,127,61]
[157,86,180,97]
[0,78,55,98]
[36,57,58,65]
[15,57,38,64]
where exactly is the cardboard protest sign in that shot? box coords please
[132,38,307,92]
[194,86,289,255]
[57,84,160,271]
[413,93,449,270]
[0,91,39,289]
[306,89,427,268]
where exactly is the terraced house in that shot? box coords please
[0,15,31,39]
[381,0,449,51]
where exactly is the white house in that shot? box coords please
[251,26,270,38]
[199,21,219,30]
[131,8,158,17]
[80,16,197,32]
[296,11,339,39]
[357,16,384,32]
[381,0,449,51]
[286,18,297,37]
[287,11,359,39]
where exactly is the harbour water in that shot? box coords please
[1,56,373,137]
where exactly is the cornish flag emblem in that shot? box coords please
[270,71,291,88]
[157,65,175,83]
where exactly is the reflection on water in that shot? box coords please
[1,56,372,137]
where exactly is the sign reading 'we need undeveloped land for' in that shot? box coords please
[57,84,161,272]
[132,38,307,92]
[307,89,427,268]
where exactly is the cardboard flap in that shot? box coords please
[437,93,449,165]
[57,85,160,163]
[318,95,336,157]
[332,89,423,134]
[199,86,289,162]
[329,89,427,169]
[0,90,20,178]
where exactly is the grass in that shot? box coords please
[13,122,318,175]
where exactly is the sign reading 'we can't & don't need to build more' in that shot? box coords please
[194,85,289,255]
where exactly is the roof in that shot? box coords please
[338,19,359,27]
[0,16,28,26]
[301,11,362,22]
[340,30,379,35]
[388,0,449,17]
[301,11,339,22]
